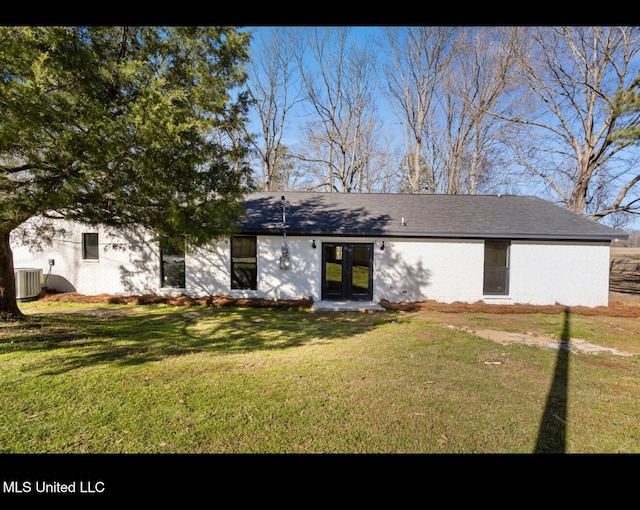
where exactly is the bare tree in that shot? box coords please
[436,27,521,195]
[270,145,307,191]
[501,26,640,225]
[246,27,303,191]
[383,26,456,193]
[357,117,401,192]
[295,27,389,192]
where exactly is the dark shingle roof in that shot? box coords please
[238,192,626,241]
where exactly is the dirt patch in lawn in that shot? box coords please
[440,323,636,357]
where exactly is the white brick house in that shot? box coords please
[11,192,625,308]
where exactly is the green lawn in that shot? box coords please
[1,301,639,454]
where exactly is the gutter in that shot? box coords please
[238,228,625,242]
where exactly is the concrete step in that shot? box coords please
[311,300,385,312]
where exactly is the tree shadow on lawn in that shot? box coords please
[1,307,392,374]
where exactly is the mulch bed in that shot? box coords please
[379,299,640,317]
[38,291,313,309]
[35,291,640,317]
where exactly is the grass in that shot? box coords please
[1,300,639,454]
[611,246,640,260]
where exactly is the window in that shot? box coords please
[160,237,186,288]
[483,240,510,295]
[82,233,99,260]
[231,236,257,290]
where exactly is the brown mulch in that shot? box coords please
[38,291,313,309]
[35,290,640,317]
[380,295,640,317]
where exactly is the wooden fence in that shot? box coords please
[610,258,640,294]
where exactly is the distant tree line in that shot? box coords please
[613,230,640,247]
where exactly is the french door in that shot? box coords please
[321,243,373,301]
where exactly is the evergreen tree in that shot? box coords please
[0,26,254,319]
[612,73,640,144]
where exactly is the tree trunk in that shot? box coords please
[0,229,25,321]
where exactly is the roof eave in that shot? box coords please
[238,227,625,241]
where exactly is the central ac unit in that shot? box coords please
[15,268,43,301]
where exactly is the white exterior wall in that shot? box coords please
[190,236,611,306]
[186,235,319,301]
[507,240,611,307]
[374,238,483,303]
[11,220,162,296]
[376,238,610,307]
[11,219,612,307]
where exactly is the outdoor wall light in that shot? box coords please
[311,240,316,249]
[380,241,385,251]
